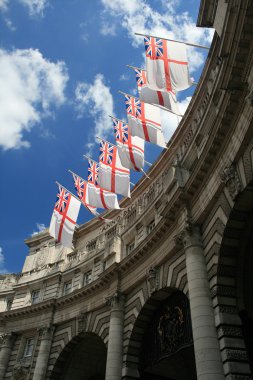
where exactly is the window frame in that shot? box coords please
[31,289,41,305]
[83,270,92,286]
[63,280,72,295]
[23,338,34,358]
[126,241,135,255]
[146,219,155,234]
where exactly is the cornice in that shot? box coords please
[0,299,55,321]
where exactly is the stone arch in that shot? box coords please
[215,181,253,378]
[123,287,196,380]
[49,332,107,380]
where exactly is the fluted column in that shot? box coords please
[33,326,54,380]
[105,291,125,380]
[179,223,224,380]
[0,333,15,380]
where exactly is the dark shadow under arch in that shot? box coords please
[50,332,106,380]
[125,287,197,380]
[217,181,253,375]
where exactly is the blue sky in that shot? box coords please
[0,0,212,274]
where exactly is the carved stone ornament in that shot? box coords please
[246,88,253,107]
[140,291,193,369]
[220,164,242,199]
[174,219,202,249]
[0,332,15,346]
[12,361,30,380]
[105,291,125,310]
[38,325,55,339]
[147,267,159,294]
[77,312,87,334]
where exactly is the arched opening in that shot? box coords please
[50,332,106,380]
[217,182,253,376]
[237,207,253,373]
[126,288,197,380]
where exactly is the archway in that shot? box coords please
[126,288,197,380]
[50,332,106,380]
[217,182,253,376]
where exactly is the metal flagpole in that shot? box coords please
[126,64,197,87]
[134,32,210,50]
[108,115,152,167]
[118,90,183,117]
[83,154,135,187]
[68,169,87,183]
[96,135,152,174]
[55,181,81,203]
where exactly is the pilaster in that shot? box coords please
[177,222,225,380]
[105,291,125,380]
[32,325,55,380]
[0,332,15,380]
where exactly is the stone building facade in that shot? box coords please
[1,1,253,379]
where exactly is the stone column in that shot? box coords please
[105,291,125,380]
[33,326,54,380]
[179,223,224,380]
[0,333,15,380]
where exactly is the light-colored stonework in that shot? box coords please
[1,1,253,379]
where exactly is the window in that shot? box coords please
[23,338,34,357]
[126,241,135,255]
[83,271,92,286]
[146,220,155,234]
[6,299,13,311]
[31,290,40,305]
[63,281,72,295]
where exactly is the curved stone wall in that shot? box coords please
[1,1,253,379]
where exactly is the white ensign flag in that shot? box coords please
[49,185,80,248]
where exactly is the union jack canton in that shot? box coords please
[144,37,164,59]
[54,186,70,214]
[88,159,99,186]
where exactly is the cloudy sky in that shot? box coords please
[0,0,213,274]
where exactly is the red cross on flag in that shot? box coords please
[49,185,81,248]
[85,159,120,209]
[125,95,166,148]
[144,36,193,92]
[99,141,130,198]
[135,68,181,116]
[113,117,144,171]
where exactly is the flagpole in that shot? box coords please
[55,181,81,203]
[68,169,87,183]
[118,90,183,117]
[83,154,135,187]
[135,32,210,50]
[126,64,144,71]
[96,135,152,171]
[108,115,127,125]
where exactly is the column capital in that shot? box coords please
[174,220,202,249]
[0,332,15,346]
[106,291,125,310]
[37,325,55,339]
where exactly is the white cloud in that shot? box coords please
[0,0,48,16]
[119,73,130,81]
[101,0,213,72]
[32,223,46,236]
[161,96,192,142]
[0,0,8,11]
[75,74,114,153]
[0,48,68,150]
[0,247,7,274]
[18,0,48,16]
[4,17,16,31]
[100,22,116,36]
